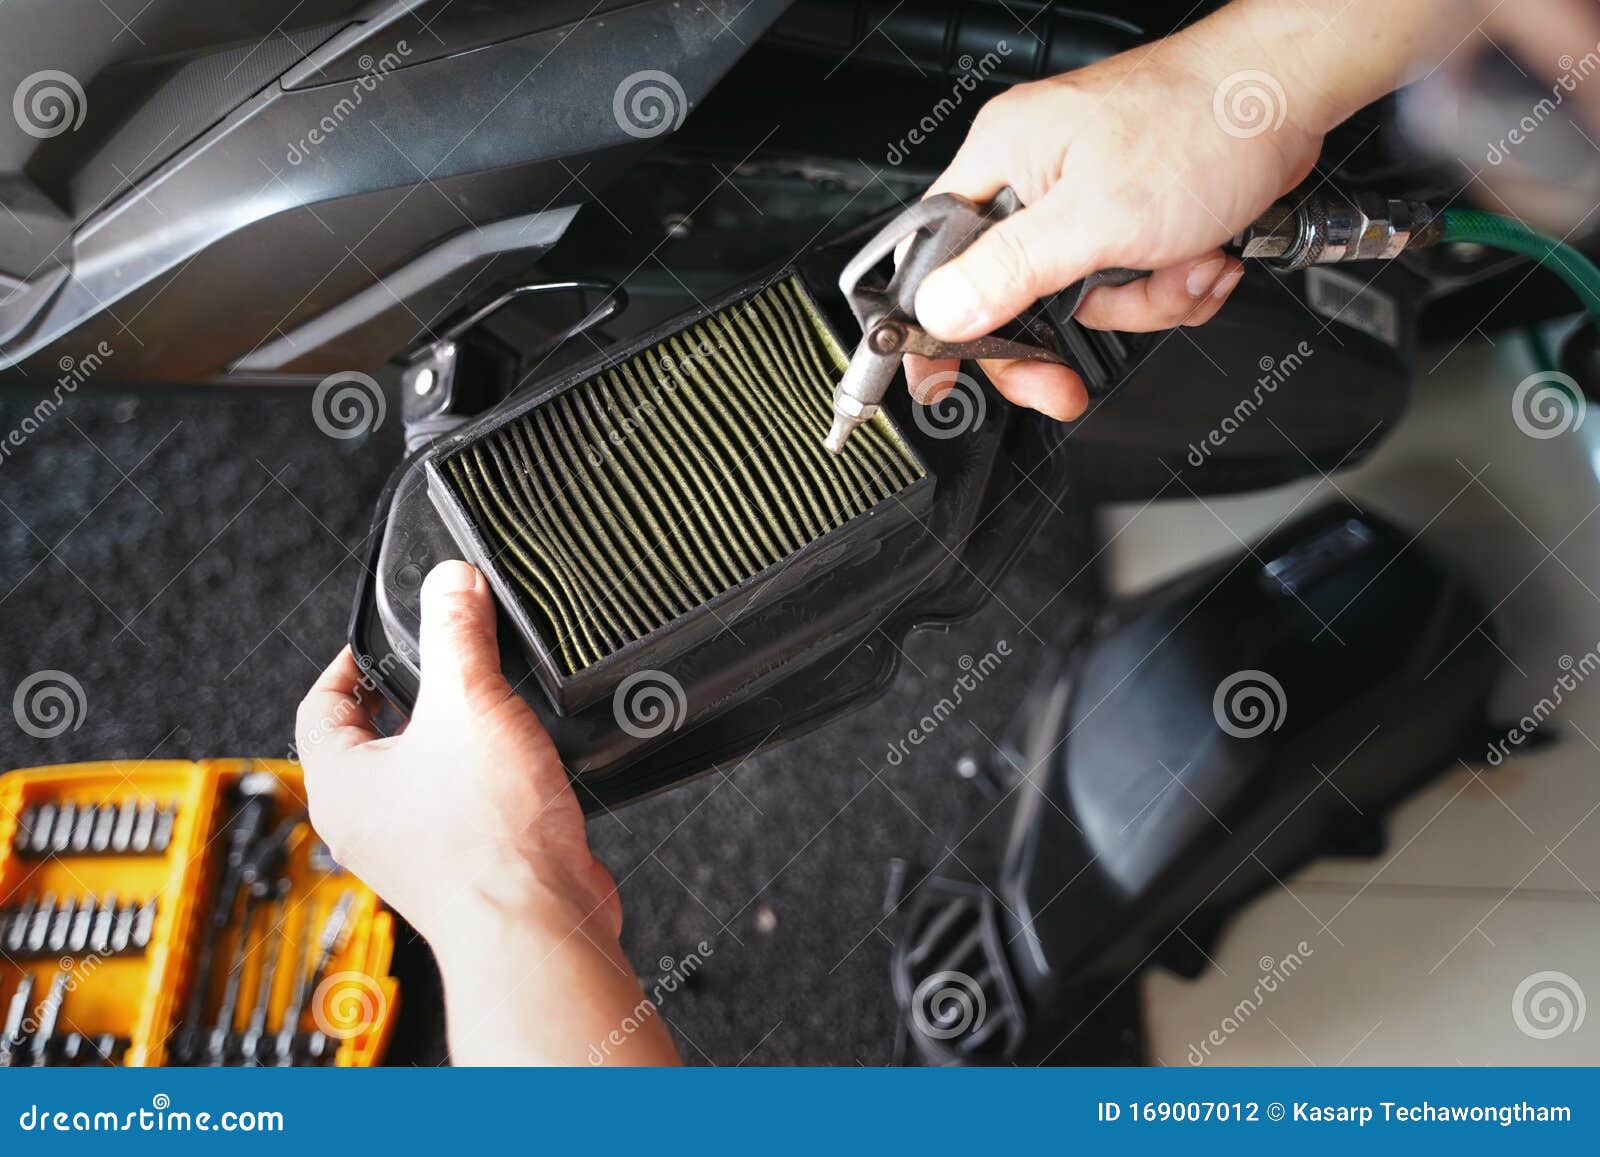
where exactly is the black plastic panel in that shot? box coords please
[0,0,791,382]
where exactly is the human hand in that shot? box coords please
[295,560,618,953]
[297,561,681,1064]
[905,2,1346,420]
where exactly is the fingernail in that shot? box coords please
[1211,264,1245,300]
[916,267,982,337]
[1185,257,1228,298]
[425,559,479,595]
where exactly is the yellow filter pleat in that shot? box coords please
[553,392,703,610]
[588,372,744,591]
[696,313,849,528]
[443,276,924,675]
[612,361,767,576]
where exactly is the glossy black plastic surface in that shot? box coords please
[1000,503,1501,1002]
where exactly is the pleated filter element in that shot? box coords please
[428,272,931,714]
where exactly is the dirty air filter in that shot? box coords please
[426,272,931,714]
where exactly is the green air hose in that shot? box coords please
[1439,208,1600,322]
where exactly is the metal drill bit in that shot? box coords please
[70,804,96,853]
[47,895,76,954]
[68,896,94,954]
[306,1030,332,1065]
[90,892,116,956]
[131,800,157,853]
[5,896,35,954]
[151,803,176,852]
[29,803,55,856]
[90,804,115,853]
[26,894,56,954]
[51,802,76,855]
[110,799,137,853]
[59,1032,84,1066]
[131,898,157,950]
[12,805,35,855]
[110,901,135,954]
[0,973,34,1066]
[31,969,68,1066]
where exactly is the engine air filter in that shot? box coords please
[427,272,930,714]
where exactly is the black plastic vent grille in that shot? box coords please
[893,881,1025,1063]
[435,274,928,708]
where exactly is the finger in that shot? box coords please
[296,646,382,757]
[1178,260,1246,327]
[903,354,961,404]
[415,559,512,714]
[913,199,1094,343]
[977,358,1088,422]
[1072,253,1243,332]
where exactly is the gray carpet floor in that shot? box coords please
[0,382,1103,1065]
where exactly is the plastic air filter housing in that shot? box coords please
[354,238,1076,808]
[427,272,930,713]
[352,203,1415,810]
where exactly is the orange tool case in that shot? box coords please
[0,758,397,1067]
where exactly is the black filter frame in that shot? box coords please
[425,270,932,715]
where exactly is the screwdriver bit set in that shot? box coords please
[1,758,396,1067]
[2,968,130,1066]
[1,894,157,958]
[11,798,177,858]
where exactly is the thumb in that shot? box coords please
[416,560,510,713]
[913,199,1093,343]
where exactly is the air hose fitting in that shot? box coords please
[1235,192,1442,271]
